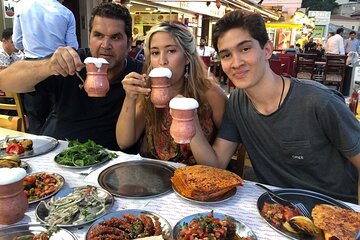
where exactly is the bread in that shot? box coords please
[171,165,243,201]
[312,204,360,240]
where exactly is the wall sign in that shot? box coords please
[2,0,21,18]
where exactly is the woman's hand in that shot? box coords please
[122,72,151,100]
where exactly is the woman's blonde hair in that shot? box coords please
[142,21,216,153]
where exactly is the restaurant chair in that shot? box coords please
[277,53,295,76]
[294,53,317,80]
[227,144,248,177]
[269,59,283,75]
[323,54,347,92]
[0,114,22,131]
[0,91,27,132]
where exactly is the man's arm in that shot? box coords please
[12,14,24,51]
[349,153,360,204]
[0,46,83,93]
[190,118,238,168]
[65,13,79,49]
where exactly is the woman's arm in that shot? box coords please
[116,72,150,149]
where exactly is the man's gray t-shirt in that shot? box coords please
[218,78,360,203]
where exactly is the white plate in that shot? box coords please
[86,209,172,239]
[0,136,58,159]
[173,212,257,240]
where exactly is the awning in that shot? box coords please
[223,0,281,20]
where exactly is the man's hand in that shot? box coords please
[48,46,84,77]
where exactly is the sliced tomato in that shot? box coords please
[23,175,36,186]
[5,143,25,154]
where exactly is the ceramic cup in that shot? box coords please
[83,57,110,97]
[169,97,199,144]
[148,68,172,108]
[0,168,28,225]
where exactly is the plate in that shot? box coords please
[98,160,175,198]
[0,223,77,240]
[24,172,65,204]
[35,185,114,227]
[54,150,111,169]
[172,184,237,204]
[85,209,172,239]
[257,188,353,240]
[173,212,257,240]
[0,136,58,159]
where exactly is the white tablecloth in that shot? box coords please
[1,129,359,240]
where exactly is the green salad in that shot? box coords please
[55,140,118,167]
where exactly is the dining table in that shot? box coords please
[0,127,359,240]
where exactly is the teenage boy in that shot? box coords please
[191,10,360,204]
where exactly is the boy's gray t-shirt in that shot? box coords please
[218,78,360,203]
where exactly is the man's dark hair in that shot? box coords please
[135,40,143,46]
[212,10,269,52]
[349,31,356,35]
[336,28,344,35]
[1,28,13,40]
[89,2,132,40]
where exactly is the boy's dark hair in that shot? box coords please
[349,31,356,35]
[336,28,344,35]
[89,2,132,40]
[212,10,269,52]
[1,28,13,40]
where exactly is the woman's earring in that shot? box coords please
[184,65,189,79]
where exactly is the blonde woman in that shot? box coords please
[116,21,227,165]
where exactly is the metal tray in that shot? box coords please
[0,223,77,240]
[257,188,353,240]
[173,212,257,240]
[98,160,175,198]
[0,136,58,159]
[35,185,114,227]
[86,209,172,239]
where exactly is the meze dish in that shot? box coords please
[86,209,172,240]
[173,211,256,240]
[257,188,354,240]
[23,172,65,204]
[36,185,114,227]
[0,224,77,240]
[54,139,118,168]
[171,165,243,202]
[0,136,58,158]
[0,155,29,171]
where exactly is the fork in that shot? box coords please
[255,183,311,218]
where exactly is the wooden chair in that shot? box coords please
[269,59,283,75]
[0,91,27,132]
[294,53,317,80]
[0,114,22,131]
[323,54,347,92]
[277,53,295,76]
[227,144,248,177]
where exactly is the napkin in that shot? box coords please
[83,153,142,184]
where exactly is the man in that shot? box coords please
[325,28,345,55]
[197,37,216,58]
[12,0,79,134]
[284,45,298,54]
[0,28,24,67]
[12,0,78,58]
[128,40,144,62]
[0,2,143,151]
[190,10,360,204]
[345,31,360,54]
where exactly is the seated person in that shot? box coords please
[116,21,227,165]
[191,10,360,204]
[129,40,145,62]
[0,3,143,151]
[284,45,298,54]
